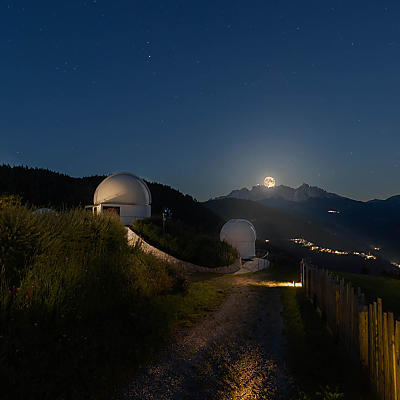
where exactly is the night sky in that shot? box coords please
[1,1,399,201]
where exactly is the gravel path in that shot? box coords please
[114,273,291,400]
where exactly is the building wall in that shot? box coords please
[126,228,241,274]
[94,204,150,225]
[119,204,150,225]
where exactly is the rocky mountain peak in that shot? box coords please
[216,183,339,203]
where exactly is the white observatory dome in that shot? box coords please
[94,172,151,206]
[91,172,151,225]
[220,219,256,259]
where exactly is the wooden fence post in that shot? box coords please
[369,303,374,388]
[378,298,384,397]
[388,312,396,400]
[395,321,400,400]
[359,305,369,371]
[384,312,390,399]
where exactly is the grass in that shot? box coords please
[0,204,175,399]
[335,272,400,318]
[166,273,236,328]
[265,261,300,283]
[0,202,236,400]
[264,241,301,283]
[263,244,375,400]
[281,287,374,399]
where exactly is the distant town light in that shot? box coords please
[328,210,340,214]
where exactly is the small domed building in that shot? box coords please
[87,172,151,225]
[220,219,256,260]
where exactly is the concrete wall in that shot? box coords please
[126,228,242,274]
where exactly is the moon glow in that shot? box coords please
[264,176,276,188]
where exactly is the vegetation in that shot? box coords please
[281,287,374,399]
[263,240,301,282]
[0,164,103,208]
[335,271,400,318]
[147,181,222,234]
[264,245,374,400]
[0,202,230,399]
[132,217,238,267]
[0,193,22,208]
[164,273,235,328]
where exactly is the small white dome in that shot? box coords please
[220,219,256,259]
[94,172,152,206]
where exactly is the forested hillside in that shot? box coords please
[0,164,102,208]
[0,165,222,234]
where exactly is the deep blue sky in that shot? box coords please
[1,1,399,201]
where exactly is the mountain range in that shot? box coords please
[216,183,341,203]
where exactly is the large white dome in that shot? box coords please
[220,219,256,242]
[94,172,152,206]
[220,219,256,259]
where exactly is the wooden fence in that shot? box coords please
[301,260,400,400]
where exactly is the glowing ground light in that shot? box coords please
[264,176,276,188]
[284,282,302,287]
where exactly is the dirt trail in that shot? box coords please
[115,273,291,400]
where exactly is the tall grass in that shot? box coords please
[0,204,186,399]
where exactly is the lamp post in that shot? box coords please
[162,207,171,233]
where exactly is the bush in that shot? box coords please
[0,194,22,208]
[0,205,185,399]
[132,217,238,267]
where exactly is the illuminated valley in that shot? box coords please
[290,238,377,260]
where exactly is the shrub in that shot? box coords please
[0,194,22,208]
[132,217,238,267]
[0,205,184,399]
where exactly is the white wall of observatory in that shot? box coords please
[94,204,150,225]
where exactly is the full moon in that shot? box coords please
[264,176,276,188]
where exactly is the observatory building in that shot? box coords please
[88,172,151,225]
[220,219,256,260]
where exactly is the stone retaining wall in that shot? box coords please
[126,228,241,274]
